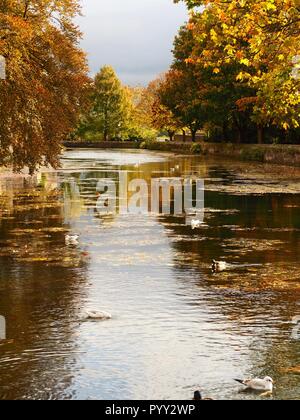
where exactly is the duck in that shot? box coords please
[193,390,202,400]
[83,310,112,321]
[193,391,214,401]
[234,376,274,393]
[65,234,79,245]
[191,219,202,230]
[212,260,228,272]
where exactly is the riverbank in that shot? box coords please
[64,141,139,149]
[141,141,300,166]
[204,143,300,166]
[64,141,300,167]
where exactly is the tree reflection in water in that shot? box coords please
[0,171,89,400]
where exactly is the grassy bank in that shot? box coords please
[64,141,140,149]
[141,141,300,166]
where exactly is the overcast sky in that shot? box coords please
[78,0,188,86]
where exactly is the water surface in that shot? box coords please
[0,149,299,400]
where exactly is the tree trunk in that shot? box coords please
[182,129,186,143]
[103,124,110,141]
[168,131,175,142]
[233,114,244,144]
[104,106,108,141]
[257,125,264,144]
[191,129,197,143]
[222,121,229,142]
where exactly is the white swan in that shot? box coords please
[234,377,274,392]
[83,310,112,321]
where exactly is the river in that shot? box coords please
[0,148,299,400]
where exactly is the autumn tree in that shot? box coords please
[175,0,300,139]
[160,27,211,142]
[139,75,182,141]
[123,86,157,141]
[0,0,90,173]
[167,24,257,143]
[151,99,181,142]
[158,69,206,142]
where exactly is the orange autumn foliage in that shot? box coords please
[0,0,91,172]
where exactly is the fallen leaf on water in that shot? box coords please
[18,257,57,262]
[280,366,300,375]
[40,227,67,233]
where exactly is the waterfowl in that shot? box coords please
[234,376,274,393]
[193,391,202,400]
[65,234,79,245]
[212,260,228,272]
[193,391,214,401]
[212,260,262,273]
[191,219,202,230]
[83,310,112,321]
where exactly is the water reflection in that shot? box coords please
[0,171,88,399]
[0,150,299,400]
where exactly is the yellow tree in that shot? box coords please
[0,0,90,172]
[139,75,182,141]
[123,86,157,141]
[176,0,300,137]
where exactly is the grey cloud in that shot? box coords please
[78,0,187,85]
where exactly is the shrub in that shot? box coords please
[190,143,202,154]
[140,139,157,150]
[240,147,265,162]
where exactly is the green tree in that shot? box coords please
[81,66,131,141]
